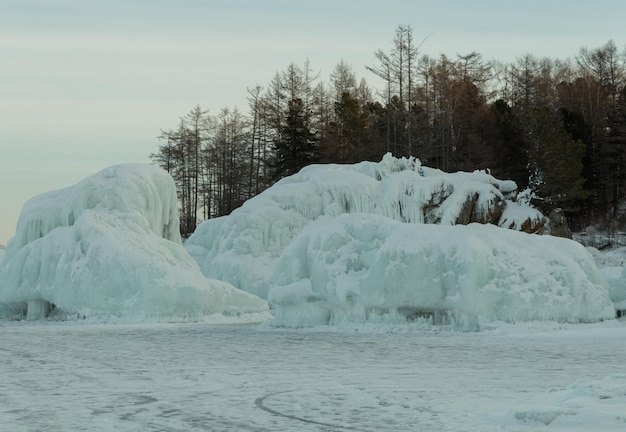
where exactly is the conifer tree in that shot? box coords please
[272,98,320,180]
[527,107,588,214]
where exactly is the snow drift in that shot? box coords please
[268,214,615,328]
[186,154,545,299]
[0,164,268,319]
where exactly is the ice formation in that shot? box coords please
[187,154,544,299]
[599,267,626,312]
[585,246,626,313]
[269,214,615,328]
[0,164,268,319]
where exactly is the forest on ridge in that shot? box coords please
[151,25,626,237]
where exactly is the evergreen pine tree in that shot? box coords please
[489,99,528,188]
[272,98,320,180]
[527,107,589,214]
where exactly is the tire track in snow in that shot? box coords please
[255,390,365,431]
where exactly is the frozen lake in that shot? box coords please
[2,319,626,431]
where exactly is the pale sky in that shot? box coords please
[2,0,626,245]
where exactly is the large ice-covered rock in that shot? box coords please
[0,164,268,319]
[269,214,615,328]
[186,154,543,299]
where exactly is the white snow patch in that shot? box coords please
[0,164,268,320]
[269,214,615,328]
[510,374,626,430]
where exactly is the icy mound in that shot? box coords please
[187,154,541,298]
[0,164,268,320]
[268,214,614,328]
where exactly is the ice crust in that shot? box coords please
[269,214,615,328]
[187,154,538,299]
[0,164,268,319]
[511,374,626,429]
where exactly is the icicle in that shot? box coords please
[26,300,50,320]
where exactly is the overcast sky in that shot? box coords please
[2,0,626,245]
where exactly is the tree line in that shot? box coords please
[152,25,626,236]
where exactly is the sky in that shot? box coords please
[2,0,626,245]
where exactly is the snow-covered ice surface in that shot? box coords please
[0,164,268,319]
[1,319,625,432]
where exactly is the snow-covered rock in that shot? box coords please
[498,200,546,233]
[0,164,268,320]
[269,214,615,328]
[187,154,542,299]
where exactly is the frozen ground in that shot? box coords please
[2,319,625,431]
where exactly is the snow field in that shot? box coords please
[1,320,625,432]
